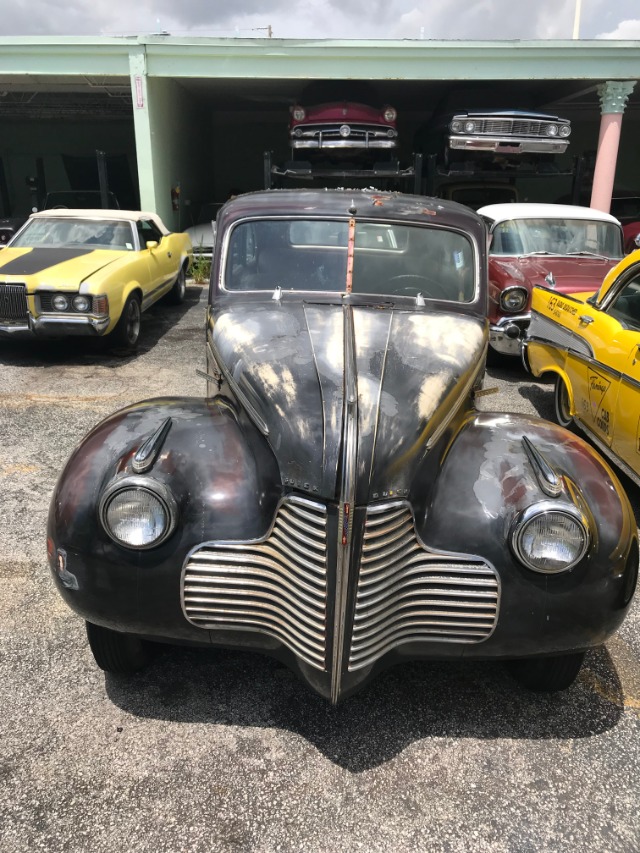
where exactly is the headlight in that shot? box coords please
[545,124,559,137]
[511,503,589,573]
[99,477,177,549]
[72,295,91,312]
[292,106,306,121]
[52,294,69,311]
[383,107,397,122]
[464,121,476,133]
[500,286,528,313]
[450,120,462,133]
[559,125,571,138]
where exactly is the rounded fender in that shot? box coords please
[48,396,282,562]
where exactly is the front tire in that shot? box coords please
[110,293,141,351]
[554,374,573,429]
[167,264,187,305]
[507,651,586,692]
[86,622,152,674]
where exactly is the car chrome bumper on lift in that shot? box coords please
[291,139,397,150]
[449,136,568,155]
[489,314,531,355]
[0,314,110,338]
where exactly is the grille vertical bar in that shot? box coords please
[0,283,28,323]
[181,496,329,670]
[348,502,500,671]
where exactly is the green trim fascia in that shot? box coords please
[0,36,637,81]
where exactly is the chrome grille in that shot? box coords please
[181,496,329,670]
[0,283,28,324]
[348,502,500,671]
[478,118,550,137]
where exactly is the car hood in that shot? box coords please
[0,246,123,289]
[490,255,618,294]
[212,301,486,501]
[185,223,215,248]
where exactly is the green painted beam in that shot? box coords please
[0,36,637,82]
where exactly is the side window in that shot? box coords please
[608,272,640,330]
[137,219,163,248]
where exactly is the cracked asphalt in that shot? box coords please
[1,284,639,853]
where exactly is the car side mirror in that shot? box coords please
[146,240,159,250]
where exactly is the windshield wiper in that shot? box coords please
[565,251,609,259]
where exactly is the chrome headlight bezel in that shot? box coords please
[99,476,178,550]
[500,285,528,313]
[510,501,590,574]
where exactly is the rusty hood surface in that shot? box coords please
[212,300,487,501]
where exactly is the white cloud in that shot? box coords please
[597,19,640,39]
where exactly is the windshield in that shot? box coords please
[224,219,476,302]
[490,217,622,259]
[11,217,135,251]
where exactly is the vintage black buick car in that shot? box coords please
[48,189,638,703]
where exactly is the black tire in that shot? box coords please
[167,264,187,305]
[86,621,152,674]
[554,374,573,429]
[111,293,141,351]
[507,651,586,692]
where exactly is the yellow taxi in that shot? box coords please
[525,248,640,484]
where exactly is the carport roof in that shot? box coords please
[0,36,637,119]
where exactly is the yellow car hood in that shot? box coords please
[0,246,124,289]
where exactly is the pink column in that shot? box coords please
[590,81,636,214]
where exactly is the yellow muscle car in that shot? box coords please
[0,209,192,350]
[525,248,640,485]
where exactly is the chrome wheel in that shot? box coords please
[112,294,141,350]
[168,265,187,304]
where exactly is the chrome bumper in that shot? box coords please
[449,136,568,155]
[0,314,110,338]
[489,314,531,356]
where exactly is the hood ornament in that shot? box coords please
[545,271,556,288]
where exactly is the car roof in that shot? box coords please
[28,208,170,234]
[477,203,621,225]
[218,189,485,236]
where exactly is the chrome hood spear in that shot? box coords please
[212,299,487,501]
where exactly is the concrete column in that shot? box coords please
[590,80,636,214]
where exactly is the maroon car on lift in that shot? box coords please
[477,203,624,364]
[288,82,398,162]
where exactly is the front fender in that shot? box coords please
[47,396,281,633]
[413,412,637,652]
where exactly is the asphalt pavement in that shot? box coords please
[1,285,639,853]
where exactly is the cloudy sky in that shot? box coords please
[1,0,639,41]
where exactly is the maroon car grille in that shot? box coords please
[0,283,28,324]
[348,502,500,671]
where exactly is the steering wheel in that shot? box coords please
[388,274,450,301]
[50,204,68,209]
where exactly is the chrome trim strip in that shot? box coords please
[332,304,359,702]
[527,311,594,359]
[522,435,562,497]
[132,417,172,474]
